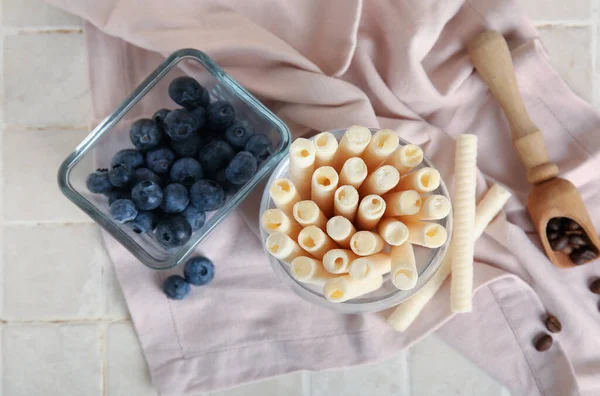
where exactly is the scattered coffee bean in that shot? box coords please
[570,248,598,265]
[550,235,569,251]
[566,219,581,231]
[569,235,588,248]
[547,232,559,241]
[545,315,562,333]
[590,279,600,295]
[561,245,573,255]
[534,334,553,352]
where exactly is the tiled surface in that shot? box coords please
[1,0,599,395]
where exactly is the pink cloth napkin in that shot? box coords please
[48,0,600,395]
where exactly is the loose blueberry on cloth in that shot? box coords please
[163,275,190,300]
[184,256,215,286]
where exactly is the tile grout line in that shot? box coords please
[533,20,593,27]
[1,317,131,325]
[1,26,83,36]
[404,348,412,396]
[100,323,109,396]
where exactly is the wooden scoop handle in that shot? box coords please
[468,31,559,185]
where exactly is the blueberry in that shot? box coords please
[206,100,235,130]
[86,169,113,194]
[152,108,171,126]
[106,189,130,205]
[131,181,163,210]
[110,149,144,169]
[212,169,241,195]
[190,180,225,211]
[170,158,204,187]
[145,147,175,174]
[156,215,192,247]
[108,163,135,188]
[197,140,235,173]
[130,211,158,234]
[244,134,272,161]
[162,275,190,300]
[184,257,215,286]
[110,199,138,223]
[163,108,199,142]
[133,168,163,186]
[129,119,162,151]
[225,120,254,150]
[190,107,207,130]
[170,133,204,158]
[225,152,258,185]
[168,76,210,109]
[181,204,206,232]
[160,183,189,213]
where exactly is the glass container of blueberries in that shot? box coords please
[58,49,291,270]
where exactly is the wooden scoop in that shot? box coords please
[467,30,600,268]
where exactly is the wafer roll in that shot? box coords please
[377,218,409,246]
[333,185,359,222]
[397,195,451,222]
[390,242,417,290]
[293,200,328,229]
[265,232,307,264]
[323,274,383,303]
[406,221,448,248]
[261,208,302,239]
[298,225,339,259]
[349,253,391,280]
[313,132,338,168]
[362,129,399,171]
[333,125,372,171]
[311,166,339,217]
[291,256,338,286]
[383,190,422,217]
[350,231,385,256]
[395,167,440,193]
[269,178,302,216]
[322,249,358,274]
[289,138,316,199]
[326,216,357,249]
[339,157,368,189]
[359,165,400,196]
[356,195,386,230]
[384,144,424,175]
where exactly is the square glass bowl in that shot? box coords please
[58,49,291,270]
[259,129,452,313]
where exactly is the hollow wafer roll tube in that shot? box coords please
[383,190,422,217]
[387,183,510,332]
[362,129,400,171]
[322,249,358,274]
[326,216,357,249]
[298,226,339,259]
[339,157,368,189]
[311,166,339,217]
[261,209,302,239]
[291,256,338,286]
[323,274,383,303]
[397,195,451,222]
[451,134,478,313]
[390,242,417,290]
[406,221,448,248]
[350,231,385,256]
[395,167,440,194]
[333,125,372,171]
[356,195,386,230]
[293,200,328,229]
[333,185,359,222]
[265,232,307,265]
[313,132,339,168]
[349,253,391,280]
[269,178,302,216]
[289,138,316,199]
[359,165,400,196]
[377,218,409,246]
[384,144,424,175]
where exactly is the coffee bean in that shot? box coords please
[534,334,553,352]
[574,248,598,265]
[547,218,562,232]
[565,230,583,236]
[545,315,562,333]
[550,235,569,251]
[561,245,573,255]
[547,231,559,241]
[569,235,588,248]
[590,279,600,295]
[565,219,582,231]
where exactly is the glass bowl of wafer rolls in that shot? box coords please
[260,126,452,313]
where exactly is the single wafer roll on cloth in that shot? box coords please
[350,231,385,256]
[291,256,338,286]
[265,232,307,265]
[333,125,372,171]
[387,183,510,332]
[377,218,409,246]
[269,178,302,216]
[384,144,424,175]
[289,138,316,199]
[395,167,440,194]
[397,195,451,222]
[406,221,448,248]
[322,249,358,274]
[313,132,338,168]
[356,195,386,230]
[358,165,400,196]
[383,190,422,217]
[293,200,328,229]
[326,216,357,249]
[349,253,391,280]
[339,157,368,189]
[451,134,478,313]
[323,274,383,303]
[390,242,418,290]
[362,129,400,171]
[311,166,339,217]
[298,225,339,259]
[333,185,359,222]
[261,209,302,239]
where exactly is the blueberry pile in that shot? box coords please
[163,256,215,300]
[86,76,273,248]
